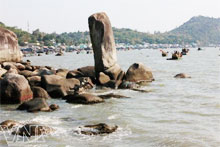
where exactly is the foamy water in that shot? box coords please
[0,47,220,147]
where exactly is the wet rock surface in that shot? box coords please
[17,98,50,112]
[66,93,104,104]
[12,123,54,137]
[76,123,118,135]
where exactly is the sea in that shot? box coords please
[0,47,220,147]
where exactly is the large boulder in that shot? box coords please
[17,98,50,112]
[65,93,104,104]
[41,75,80,98]
[125,63,154,83]
[88,12,123,85]
[0,73,33,104]
[0,27,22,62]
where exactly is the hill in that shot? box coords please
[169,16,220,45]
[1,16,220,46]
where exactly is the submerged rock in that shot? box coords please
[76,123,118,135]
[49,104,59,111]
[17,98,50,112]
[12,123,54,137]
[0,27,22,62]
[174,73,191,78]
[0,73,33,104]
[88,12,123,86]
[66,93,104,104]
[98,93,130,99]
[125,63,154,83]
[0,120,21,131]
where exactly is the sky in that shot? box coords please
[1,0,220,34]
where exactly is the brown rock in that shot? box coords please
[0,73,33,104]
[88,12,123,84]
[56,68,69,77]
[98,72,110,85]
[0,27,22,62]
[174,73,191,78]
[19,70,36,78]
[0,120,21,131]
[41,75,80,98]
[27,76,41,87]
[31,86,50,99]
[49,104,59,111]
[0,67,7,77]
[77,123,118,135]
[12,123,54,137]
[125,63,154,83]
[17,98,50,112]
[66,93,104,104]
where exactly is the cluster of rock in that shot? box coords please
[0,12,156,137]
[0,120,118,137]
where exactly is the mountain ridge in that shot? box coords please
[1,15,220,46]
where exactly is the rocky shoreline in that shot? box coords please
[0,12,157,137]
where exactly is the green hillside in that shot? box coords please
[1,15,220,46]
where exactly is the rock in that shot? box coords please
[98,93,130,99]
[31,86,50,99]
[56,68,69,77]
[125,63,154,83]
[88,12,123,84]
[0,120,21,131]
[41,75,80,98]
[0,73,33,104]
[76,123,118,135]
[15,63,25,70]
[174,73,191,78]
[49,104,59,111]
[0,67,7,77]
[2,62,17,69]
[119,81,139,89]
[78,77,94,89]
[25,65,33,71]
[0,27,22,62]
[98,72,110,84]
[55,52,63,56]
[5,68,18,75]
[167,51,182,60]
[66,66,95,82]
[19,70,36,78]
[12,123,54,137]
[66,93,104,104]
[27,76,41,87]
[17,98,50,112]
[36,68,56,76]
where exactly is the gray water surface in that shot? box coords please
[0,48,220,147]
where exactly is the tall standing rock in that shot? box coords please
[0,27,22,62]
[88,12,124,86]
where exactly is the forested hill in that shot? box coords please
[1,16,220,46]
[169,16,220,45]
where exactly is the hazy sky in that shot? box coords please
[1,0,220,34]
